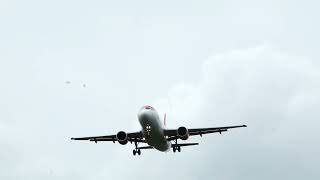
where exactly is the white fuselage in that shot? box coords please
[138,106,171,152]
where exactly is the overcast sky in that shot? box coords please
[1,0,320,180]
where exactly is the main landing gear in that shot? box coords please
[133,149,141,156]
[133,141,141,156]
[172,146,181,153]
[172,139,181,153]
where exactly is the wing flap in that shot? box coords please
[71,135,115,141]
[71,131,144,143]
[189,125,247,133]
[189,129,228,136]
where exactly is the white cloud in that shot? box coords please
[151,45,320,180]
[1,42,319,179]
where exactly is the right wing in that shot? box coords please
[165,125,247,141]
[71,131,145,143]
[188,125,247,135]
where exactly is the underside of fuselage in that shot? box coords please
[138,107,171,152]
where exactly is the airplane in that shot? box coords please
[71,105,247,156]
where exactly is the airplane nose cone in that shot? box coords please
[139,111,150,120]
[138,110,153,125]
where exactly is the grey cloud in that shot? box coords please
[1,0,320,180]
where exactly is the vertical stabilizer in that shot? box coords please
[164,113,167,128]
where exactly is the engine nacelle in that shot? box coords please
[177,126,189,140]
[116,131,128,145]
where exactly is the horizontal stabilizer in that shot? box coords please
[89,138,114,142]
[137,146,154,150]
[172,143,199,148]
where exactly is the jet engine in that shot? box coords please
[177,126,189,140]
[116,131,128,145]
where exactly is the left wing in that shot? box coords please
[165,125,247,141]
[71,131,145,143]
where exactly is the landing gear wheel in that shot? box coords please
[133,149,136,156]
[178,146,181,152]
[173,147,176,153]
[137,149,141,155]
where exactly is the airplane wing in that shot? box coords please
[164,125,247,141]
[71,131,145,143]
